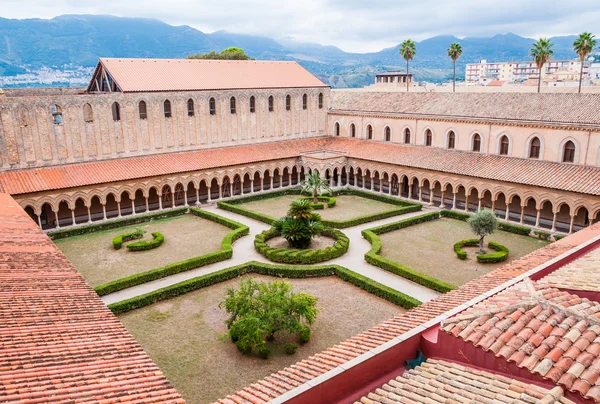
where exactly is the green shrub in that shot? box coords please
[477,242,509,263]
[112,229,145,250]
[299,326,311,344]
[284,343,298,355]
[453,239,479,260]
[298,195,336,209]
[554,234,566,241]
[440,210,470,221]
[258,346,271,359]
[107,261,422,314]
[534,230,551,240]
[126,232,165,251]
[49,208,187,239]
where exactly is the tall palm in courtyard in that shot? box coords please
[300,171,332,203]
[530,38,554,93]
[447,42,463,93]
[399,39,416,92]
[573,32,597,94]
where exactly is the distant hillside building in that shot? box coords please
[466,59,588,84]
[374,71,413,87]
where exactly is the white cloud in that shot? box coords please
[1,0,600,52]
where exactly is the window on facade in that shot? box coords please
[209,98,216,115]
[425,129,432,146]
[529,137,540,158]
[472,133,481,152]
[350,123,356,138]
[385,126,391,142]
[51,104,63,125]
[139,101,147,119]
[187,99,195,117]
[563,140,575,163]
[302,94,307,110]
[164,100,172,118]
[249,96,256,113]
[447,131,456,149]
[268,96,274,112]
[318,93,323,109]
[404,128,411,144]
[335,122,340,136]
[111,102,121,122]
[286,95,291,111]
[367,125,373,140]
[499,135,509,155]
[83,103,93,123]
[230,97,236,114]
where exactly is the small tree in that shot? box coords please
[187,47,252,60]
[467,209,498,252]
[273,199,323,249]
[300,171,332,203]
[220,278,319,358]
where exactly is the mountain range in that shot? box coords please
[0,14,582,88]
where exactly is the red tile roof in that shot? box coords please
[0,193,183,403]
[538,247,600,292]
[89,58,327,93]
[1,137,599,196]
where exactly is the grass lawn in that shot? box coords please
[54,214,230,288]
[378,218,550,286]
[238,194,397,221]
[118,274,404,404]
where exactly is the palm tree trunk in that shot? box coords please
[453,61,456,93]
[406,60,409,93]
[579,58,584,94]
[538,67,542,93]
[313,189,318,204]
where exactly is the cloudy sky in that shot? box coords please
[2,0,600,52]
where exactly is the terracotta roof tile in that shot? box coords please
[539,247,600,292]
[354,359,575,404]
[91,58,327,93]
[0,193,183,403]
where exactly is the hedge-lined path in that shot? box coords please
[101,204,440,306]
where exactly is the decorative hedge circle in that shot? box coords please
[297,195,336,210]
[453,239,509,263]
[254,227,349,264]
[112,231,165,251]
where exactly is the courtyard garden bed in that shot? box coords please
[117,273,405,403]
[217,188,422,228]
[53,208,248,295]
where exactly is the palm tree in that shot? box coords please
[399,39,417,92]
[300,171,332,203]
[573,32,597,93]
[447,42,463,93]
[530,38,554,93]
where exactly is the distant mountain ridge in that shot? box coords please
[0,14,580,87]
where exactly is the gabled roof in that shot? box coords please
[538,247,600,293]
[87,58,328,93]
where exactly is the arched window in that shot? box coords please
[268,96,274,112]
[51,104,63,125]
[447,131,456,149]
[209,97,216,115]
[139,101,147,119]
[111,102,121,122]
[318,93,323,109]
[350,123,356,138]
[563,140,576,163]
[164,100,172,118]
[499,135,509,155]
[384,126,391,142]
[367,125,373,140]
[286,95,291,111]
[249,96,256,113]
[302,94,307,110]
[187,99,194,117]
[472,133,481,152]
[230,97,236,114]
[529,137,540,158]
[425,129,432,146]
[404,128,411,144]
[83,103,93,123]
[335,122,340,136]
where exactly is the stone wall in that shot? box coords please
[0,87,330,170]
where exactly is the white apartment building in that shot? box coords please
[465,59,588,84]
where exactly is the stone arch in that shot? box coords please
[383,126,392,142]
[469,131,483,152]
[496,132,513,156]
[173,182,186,206]
[209,178,220,200]
[525,133,544,159]
[263,169,272,190]
[349,122,357,138]
[555,202,571,233]
[253,171,262,192]
[73,197,89,224]
[559,137,580,164]
[334,121,341,137]
[83,103,93,123]
[422,127,434,146]
[402,127,412,144]
[365,123,374,140]
[445,129,457,149]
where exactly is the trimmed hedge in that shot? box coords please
[48,208,187,240]
[534,230,551,240]
[126,232,165,251]
[362,212,457,293]
[218,188,422,229]
[107,261,422,314]
[554,234,566,241]
[440,209,532,236]
[298,195,337,209]
[452,239,509,263]
[112,230,143,250]
[254,227,349,264]
[93,208,249,296]
[453,239,478,260]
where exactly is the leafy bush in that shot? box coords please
[299,326,311,344]
[126,232,164,251]
[534,230,551,240]
[272,199,324,249]
[284,343,298,355]
[300,172,333,203]
[298,195,336,209]
[107,261,422,314]
[220,278,318,358]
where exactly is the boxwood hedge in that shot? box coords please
[126,232,165,251]
[112,230,143,250]
[107,261,422,314]
[93,208,249,296]
[440,209,532,236]
[452,239,509,263]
